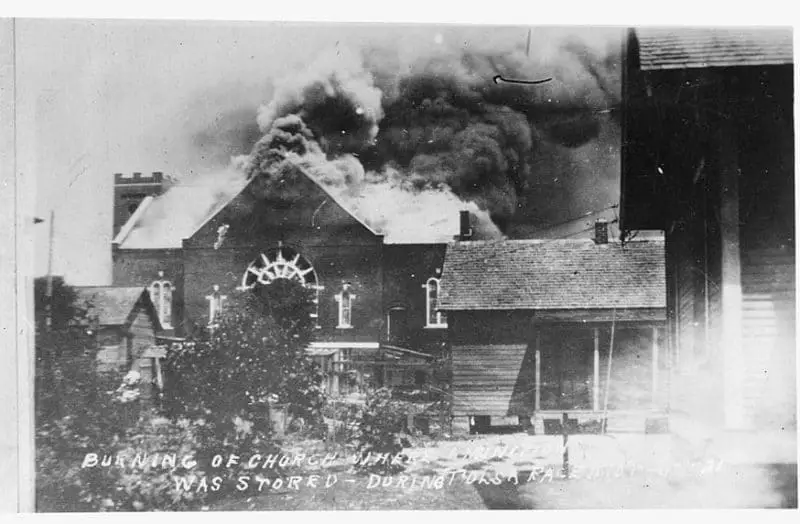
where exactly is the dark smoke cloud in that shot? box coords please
[243,28,622,238]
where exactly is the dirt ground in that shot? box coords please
[213,433,798,510]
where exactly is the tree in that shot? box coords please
[163,278,327,452]
[34,276,144,511]
[34,276,113,423]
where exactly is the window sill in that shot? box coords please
[424,324,448,330]
[336,325,353,330]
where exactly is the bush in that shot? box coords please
[163,280,327,453]
[353,388,412,475]
[35,277,325,511]
[35,369,210,512]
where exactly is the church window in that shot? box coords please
[335,283,355,329]
[240,246,322,322]
[206,285,227,327]
[149,272,172,329]
[424,277,447,328]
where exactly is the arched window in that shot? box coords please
[425,277,447,328]
[149,272,173,329]
[335,283,355,329]
[240,246,322,322]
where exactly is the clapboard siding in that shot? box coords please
[451,344,532,416]
[741,248,796,428]
[129,306,159,399]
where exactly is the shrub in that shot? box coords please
[163,280,327,451]
[38,408,217,512]
[353,388,412,475]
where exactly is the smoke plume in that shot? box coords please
[127,27,623,245]
[242,28,621,240]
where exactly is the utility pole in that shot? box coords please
[45,209,55,330]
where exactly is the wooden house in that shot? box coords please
[74,286,166,401]
[620,27,795,431]
[438,220,667,434]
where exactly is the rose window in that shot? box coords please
[240,246,318,290]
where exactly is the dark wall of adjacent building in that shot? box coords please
[383,244,448,355]
[636,64,796,429]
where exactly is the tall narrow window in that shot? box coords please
[149,272,173,329]
[335,283,355,329]
[206,285,227,327]
[309,285,323,323]
[425,277,447,328]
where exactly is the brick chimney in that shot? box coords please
[594,219,609,245]
[457,210,473,241]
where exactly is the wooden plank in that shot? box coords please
[740,247,796,427]
[652,327,658,407]
[535,332,541,412]
[452,343,532,416]
[452,344,527,351]
[593,328,600,411]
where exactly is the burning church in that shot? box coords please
[106,29,667,420]
[111,164,453,396]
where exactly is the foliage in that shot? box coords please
[353,388,412,475]
[162,278,327,453]
[322,399,365,444]
[35,276,327,511]
[37,406,219,512]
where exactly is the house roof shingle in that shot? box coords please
[635,27,793,71]
[74,287,150,326]
[438,239,665,311]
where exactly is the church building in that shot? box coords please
[110,165,449,396]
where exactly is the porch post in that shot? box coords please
[593,328,600,411]
[717,116,746,429]
[534,331,541,412]
[652,326,659,407]
[332,351,340,396]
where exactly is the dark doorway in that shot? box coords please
[387,307,410,346]
[539,328,592,410]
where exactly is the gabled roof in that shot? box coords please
[634,27,793,71]
[114,163,381,250]
[115,172,249,249]
[438,239,665,311]
[74,286,161,329]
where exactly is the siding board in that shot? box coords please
[741,248,796,428]
[451,344,532,416]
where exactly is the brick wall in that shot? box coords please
[383,244,448,355]
[181,242,385,342]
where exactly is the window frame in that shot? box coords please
[335,284,355,329]
[424,277,447,328]
[149,275,173,329]
[206,285,227,327]
[240,247,322,325]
